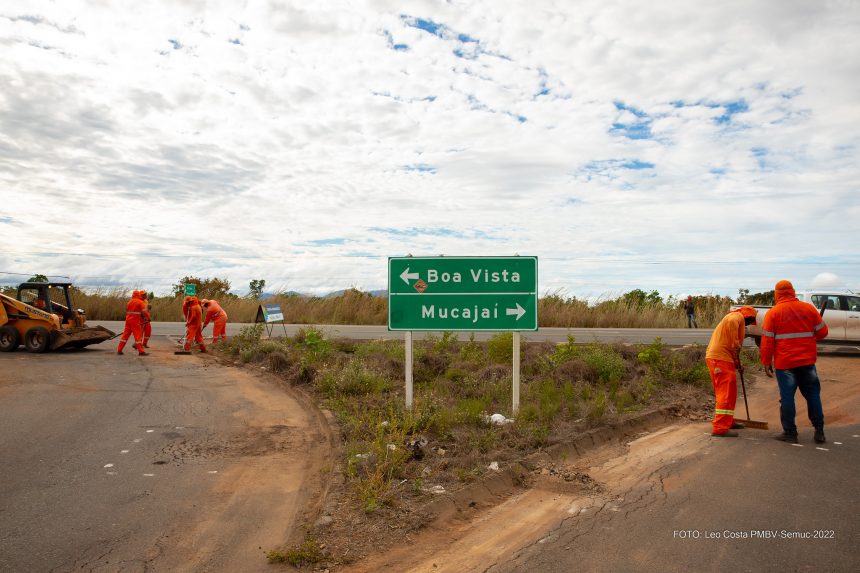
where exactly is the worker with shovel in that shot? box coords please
[201,299,228,344]
[182,296,207,353]
[705,306,758,437]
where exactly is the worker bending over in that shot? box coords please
[182,296,207,353]
[201,299,228,343]
[117,290,149,356]
[705,306,758,437]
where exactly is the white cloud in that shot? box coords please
[1,0,858,298]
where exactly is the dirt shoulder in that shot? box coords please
[344,354,860,573]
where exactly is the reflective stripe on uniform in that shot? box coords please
[715,408,735,415]
[762,330,775,337]
[814,322,826,331]
[126,312,142,315]
[775,331,813,339]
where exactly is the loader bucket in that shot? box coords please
[50,325,116,350]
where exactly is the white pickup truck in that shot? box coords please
[731,291,860,346]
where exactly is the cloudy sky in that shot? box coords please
[1,0,858,298]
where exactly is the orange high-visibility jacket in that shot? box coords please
[706,310,746,365]
[125,294,146,324]
[760,291,828,370]
[183,297,202,326]
[202,300,227,328]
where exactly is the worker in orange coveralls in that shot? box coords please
[182,296,207,353]
[117,290,149,356]
[141,291,152,348]
[705,306,758,437]
[201,299,228,344]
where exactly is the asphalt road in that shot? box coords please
[494,423,860,573]
[94,321,717,346]
[0,337,331,572]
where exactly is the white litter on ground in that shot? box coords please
[488,461,500,471]
[816,447,829,451]
[424,485,446,494]
[484,413,514,425]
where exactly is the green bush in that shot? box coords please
[487,332,514,362]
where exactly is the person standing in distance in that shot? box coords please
[705,306,758,437]
[685,295,698,328]
[760,280,829,444]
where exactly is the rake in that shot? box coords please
[734,370,769,429]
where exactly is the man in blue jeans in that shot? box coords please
[759,280,829,444]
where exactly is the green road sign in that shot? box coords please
[184,283,197,296]
[388,256,538,331]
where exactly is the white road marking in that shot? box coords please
[143,473,155,477]
[816,447,829,451]
[853,435,859,438]
[791,444,803,447]
[175,426,184,430]
[207,470,218,474]
[133,439,142,443]
[121,450,129,454]
[106,472,117,476]
[146,430,154,433]
[104,463,114,468]
[833,442,843,445]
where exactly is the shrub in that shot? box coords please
[487,332,514,363]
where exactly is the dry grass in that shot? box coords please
[68,288,732,328]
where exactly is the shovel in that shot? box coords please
[734,369,769,429]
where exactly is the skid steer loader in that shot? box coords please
[0,282,115,352]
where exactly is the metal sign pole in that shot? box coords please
[405,331,414,409]
[512,331,520,416]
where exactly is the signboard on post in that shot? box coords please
[255,303,287,337]
[388,256,538,331]
[184,283,197,296]
[389,256,538,415]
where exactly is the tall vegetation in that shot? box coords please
[63,287,736,327]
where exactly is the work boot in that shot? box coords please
[138,352,150,356]
[200,347,208,353]
[712,430,739,437]
[117,351,124,355]
[814,427,826,444]
[730,422,745,430]
[773,431,798,444]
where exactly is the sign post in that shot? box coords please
[255,303,288,337]
[388,256,538,414]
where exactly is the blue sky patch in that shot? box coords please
[714,99,748,124]
[622,160,654,170]
[406,17,443,37]
[370,227,463,238]
[0,216,14,224]
[710,167,727,176]
[610,101,652,140]
[168,39,182,50]
[401,163,437,174]
[228,38,242,45]
[306,238,348,246]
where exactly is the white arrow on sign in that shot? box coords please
[506,303,526,320]
[400,267,420,285]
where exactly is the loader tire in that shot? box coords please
[0,326,20,352]
[24,327,51,353]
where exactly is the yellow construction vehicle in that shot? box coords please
[0,282,115,352]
